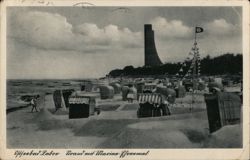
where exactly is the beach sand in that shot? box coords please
[7,91,242,148]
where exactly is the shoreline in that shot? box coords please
[6,105,30,114]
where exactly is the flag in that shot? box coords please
[195,27,204,33]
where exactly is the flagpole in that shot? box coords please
[191,26,197,111]
[194,26,197,44]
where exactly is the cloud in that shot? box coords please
[150,16,193,39]
[204,19,240,37]
[149,17,240,41]
[9,11,143,53]
[10,11,75,50]
[148,17,242,63]
[74,23,142,48]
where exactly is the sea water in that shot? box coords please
[6,79,86,110]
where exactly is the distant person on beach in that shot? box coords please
[127,84,137,103]
[160,99,171,116]
[30,95,39,113]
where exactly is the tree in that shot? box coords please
[108,53,242,77]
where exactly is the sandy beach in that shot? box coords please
[7,90,242,148]
[3,5,248,160]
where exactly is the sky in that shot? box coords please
[7,7,242,79]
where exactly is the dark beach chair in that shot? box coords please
[137,93,170,118]
[204,92,241,133]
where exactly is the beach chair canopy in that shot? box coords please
[143,84,156,89]
[109,83,121,94]
[53,90,66,110]
[208,82,224,92]
[138,93,166,104]
[69,91,99,104]
[99,85,114,99]
[69,97,89,104]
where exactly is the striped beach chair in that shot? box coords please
[138,93,163,104]
[137,93,170,118]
